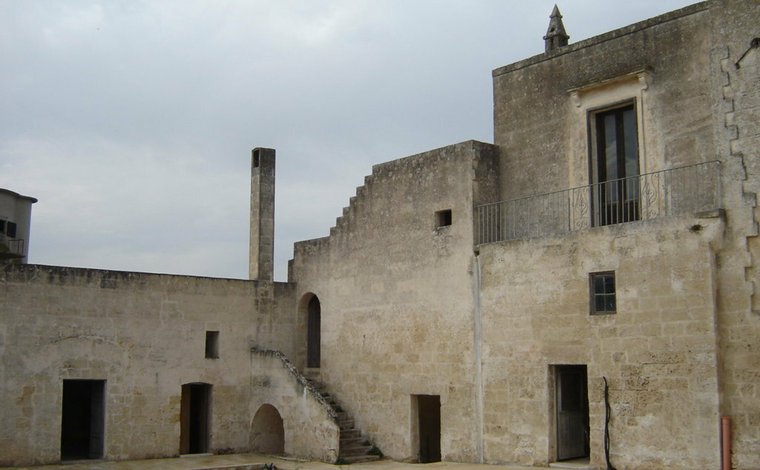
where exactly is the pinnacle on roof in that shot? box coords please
[543,4,569,53]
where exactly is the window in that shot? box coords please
[205,331,219,359]
[590,104,640,226]
[7,221,16,238]
[590,272,616,314]
[253,149,260,168]
[435,209,452,228]
[0,220,5,234]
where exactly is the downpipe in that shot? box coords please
[721,416,731,470]
[603,377,616,470]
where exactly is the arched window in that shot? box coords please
[307,295,321,368]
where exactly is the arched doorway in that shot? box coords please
[306,295,321,368]
[250,404,284,454]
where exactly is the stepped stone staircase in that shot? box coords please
[251,348,380,464]
[304,377,382,464]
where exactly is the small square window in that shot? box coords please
[590,272,616,315]
[205,331,219,359]
[435,209,452,228]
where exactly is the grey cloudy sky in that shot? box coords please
[1,0,696,280]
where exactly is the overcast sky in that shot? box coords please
[1,0,697,281]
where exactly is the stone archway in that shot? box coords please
[250,404,284,454]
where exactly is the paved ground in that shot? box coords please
[1,454,568,470]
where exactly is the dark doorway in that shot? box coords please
[250,404,285,454]
[417,395,441,463]
[60,379,105,460]
[555,365,589,461]
[180,383,212,455]
[306,295,321,368]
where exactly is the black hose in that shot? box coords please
[603,377,616,470]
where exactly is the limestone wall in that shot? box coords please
[0,264,296,466]
[250,349,340,462]
[478,215,723,469]
[290,141,499,462]
[708,1,760,468]
[493,2,713,201]
[488,2,760,466]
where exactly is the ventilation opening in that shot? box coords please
[61,380,106,460]
[253,149,260,168]
[205,331,219,359]
[435,209,452,228]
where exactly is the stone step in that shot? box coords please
[340,436,367,448]
[307,380,382,463]
[340,453,382,464]
[341,444,373,456]
[340,428,361,440]
[337,417,354,429]
[549,460,595,470]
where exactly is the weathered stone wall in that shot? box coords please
[493,2,713,201]
[250,349,340,463]
[708,1,760,468]
[487,2,760,467]
[0,264,296,466]
[290,141,498,462]
[478,215,723,469]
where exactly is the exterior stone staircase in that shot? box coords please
[304,378,381,464]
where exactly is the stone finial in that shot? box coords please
[543,4,569,53]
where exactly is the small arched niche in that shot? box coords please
[250,404,285,454]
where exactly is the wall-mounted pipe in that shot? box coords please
[721,416,731,470]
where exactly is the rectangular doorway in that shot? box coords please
[413,394,441,463]
[555,365,589,461]
[180,383,212,454]
[60,379,105,460]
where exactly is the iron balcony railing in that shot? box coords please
[475,161,721,245]
[0,235,25,258]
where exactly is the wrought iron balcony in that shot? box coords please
[475,161,721,245]
[0,235,25,259]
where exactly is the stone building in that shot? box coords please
[1,1,759,469]
[0,188,36,264]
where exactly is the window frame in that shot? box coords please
[587,100,641,227]
[589,271,616,315]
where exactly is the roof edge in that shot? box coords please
[493,1,710,77]
[0,188,38,203]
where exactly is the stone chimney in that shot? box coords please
[544,5,569,53]
[249,148,275,281]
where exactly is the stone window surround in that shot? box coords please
[567,70,653,191]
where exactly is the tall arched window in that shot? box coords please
[307,295,321,368]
